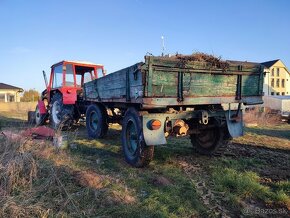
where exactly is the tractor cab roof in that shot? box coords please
[51,60,104,68]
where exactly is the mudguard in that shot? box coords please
[38,100,47,114]
[226,110,244,138]
[142,114,167,145]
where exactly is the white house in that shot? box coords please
[0,83,23,102]
[261,59,290,96]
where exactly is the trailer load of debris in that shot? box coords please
[160,52,230,70]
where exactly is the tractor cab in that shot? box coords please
[47,61,105,104]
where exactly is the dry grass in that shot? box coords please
[0,138,37,195]
[0,130,142,217]
[234,132,290,150]
[73,170,104,189]
[0,111,28,121]
[0,137,41,217]
[244,109,283,127]
[233,124,290,150]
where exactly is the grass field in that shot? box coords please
[0,111,289,217]
[0,111,28,122]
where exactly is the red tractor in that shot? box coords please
[35,61,105,129]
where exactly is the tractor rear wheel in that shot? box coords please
[50,93,74,130]
[121,108,154,167]
[86,104,108,138]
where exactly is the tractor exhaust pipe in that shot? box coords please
[42,70,48,88]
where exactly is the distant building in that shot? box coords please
[261,59,290,96]
[0,83,23,102]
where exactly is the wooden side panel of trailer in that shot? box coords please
[144,57,263,99]
[83,56,264,107]
[84,63,144,102]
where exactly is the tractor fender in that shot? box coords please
[62,87,77,104]
[38,100,47,114]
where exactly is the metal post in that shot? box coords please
[268,71,270,95]
[161,36,165,56]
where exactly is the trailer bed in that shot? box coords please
[84,55,264,109]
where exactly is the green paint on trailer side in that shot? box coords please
[145,56,264,99]
[241,75,260,96]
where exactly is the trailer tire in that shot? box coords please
[50,93,74,130]
[86,104,108,138]
[122,108,154,167]
[190,124,227,155]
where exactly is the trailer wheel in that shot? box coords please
[190,124,227,155]
[50,93,74,130]
[86,104,108,138]
[122,108,154,167]
[35,105,46,126]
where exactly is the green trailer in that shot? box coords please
[83,55,264,167]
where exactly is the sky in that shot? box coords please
[0,0,289,92]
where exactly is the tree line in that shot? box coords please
[20,89,40,102]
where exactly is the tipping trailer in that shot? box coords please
[83,55,264,167]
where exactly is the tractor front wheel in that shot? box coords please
[50,93,74,130]
[35,105,47,126]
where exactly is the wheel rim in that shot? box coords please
[90,111,99,130]
[35,106,41,123]
[126,120,138,155]
[52,101,61,124]
[196,128,218,148]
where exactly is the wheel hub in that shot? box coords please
[35,107,41,123]
[52,101,61,124]
[90,111,99,130]
[126,120,138,154]
[196,129,217,148]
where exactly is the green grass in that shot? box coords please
[69,134,208,217]
[272,181,290,195]
[210,158,290,210]
[134,164,207,217]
